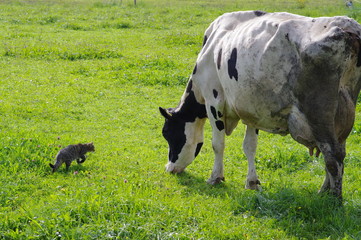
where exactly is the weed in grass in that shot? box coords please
[296,0,307,9]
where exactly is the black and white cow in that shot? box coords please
[159,11,361,200]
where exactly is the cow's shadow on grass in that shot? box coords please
[175,171,361,239]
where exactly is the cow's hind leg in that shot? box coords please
[243,126,260,190]
[318,142,345,200]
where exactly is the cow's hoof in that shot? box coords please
[318,189,343,205]
[318,188,342,200]
[245,179,261,190]
[207,177,225,185]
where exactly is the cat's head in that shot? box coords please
[85,142,95,152]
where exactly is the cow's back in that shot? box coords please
[196,11,361,134]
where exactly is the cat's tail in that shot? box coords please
[49,163,54,172]
[49,162,61,173]
[49,163,55,172]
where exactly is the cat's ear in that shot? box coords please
[88,142,95,151]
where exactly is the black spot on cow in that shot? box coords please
[195,142,203,157]
[215,120,225,131]
[285,33,290,41]
[254,10,267,17]
[161,115,186,163]
[193,64,197,75]
[217,48,222,69]
[178,90,207,121]
[186,80,193,93]
[210,106,217,119]
[228,48,238,81]
[202,35,208,47]
[213,89,218,99]
[209,105,223,119]
[312,19,316,23]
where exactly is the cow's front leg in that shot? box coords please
[206,104,226,185]
[243,126,260,190]
[318,142,345,200]
[207,127,225,184]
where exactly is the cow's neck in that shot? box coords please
[175,80,207,122]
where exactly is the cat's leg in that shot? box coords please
[65,161,71,171]
[77,155,86,164]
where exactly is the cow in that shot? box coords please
[159,10,361,200]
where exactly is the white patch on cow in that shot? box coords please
[165,162,184,173]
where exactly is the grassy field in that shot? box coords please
[1,0,361,239]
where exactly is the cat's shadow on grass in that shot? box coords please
[46,164,87,176]
[175,171,361,239]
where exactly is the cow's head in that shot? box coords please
[159,107,205,173]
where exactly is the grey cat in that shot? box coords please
[49,143,95,172]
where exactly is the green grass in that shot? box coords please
[1,0,361,239]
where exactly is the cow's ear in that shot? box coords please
[159,107,173,119]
